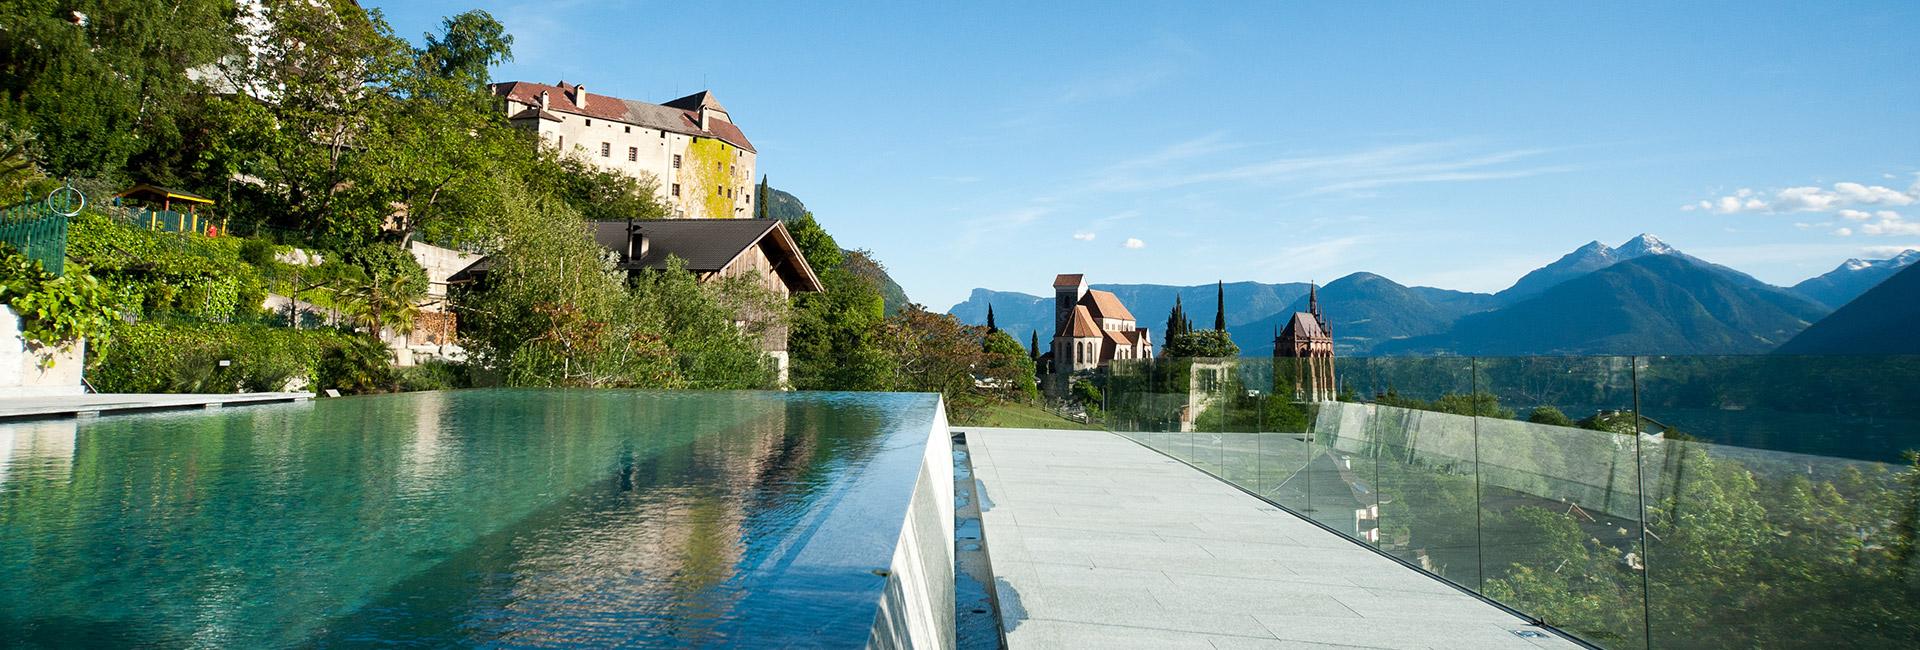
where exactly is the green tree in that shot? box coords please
[0,0,238,178]
[1527,405,1575,427]
[983,330,1039,402]
[1162,329,1238,358]
[1214,280,1226,331]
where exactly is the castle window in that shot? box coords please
[585,119,592,126]
[660,130,665,138]
[557,135,563,148]
[672,154,681,168]
[600,142,610,157]
[716,185,723,196]
[627,147,637,162]
[624,126,631,133]
[671,183,680,197]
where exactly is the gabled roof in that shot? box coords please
[452,219,820,292]
[1069,306,1101,337]
[1082,289,1135,322]
[663,90,728,114]
[490,81,755,152]
[1102,329,1137,346]
[1052,273,1085,288]
[1280,312,1328,340]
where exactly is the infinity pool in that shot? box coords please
[0,390,944,647]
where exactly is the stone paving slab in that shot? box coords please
[962,427,1580,650]
[0,392,312,420]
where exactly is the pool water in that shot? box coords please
[0,390,941,648]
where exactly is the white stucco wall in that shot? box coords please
[1,305,86,397]
[519,111,757,219]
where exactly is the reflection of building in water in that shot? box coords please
[0,419,78,486]
[491,399,819,645]
[400,391,452,492]
[1274,284,1337,402]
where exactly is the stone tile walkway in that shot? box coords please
[0,392,311,420]
[961,427,1578,650]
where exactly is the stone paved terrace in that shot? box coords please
[961,427,1580,649]
[0,392,312,420]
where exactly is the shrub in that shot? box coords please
[397,359,470,391]
[0,245,119,347]
[88,321,393,394]
[316,334,398,394]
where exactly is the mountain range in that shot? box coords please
[1776,261,1920,355]
[1790,250,1920,310]
[948,234,1918,356]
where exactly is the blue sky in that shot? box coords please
[373,1,1920,309]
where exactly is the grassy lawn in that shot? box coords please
[958,401,1099,430]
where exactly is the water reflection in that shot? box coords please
[0,390,938,648]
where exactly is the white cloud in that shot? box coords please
[1122,237,1146,249]
[1072,231,1096,241]
[1690,180,1919,215]
[1838,209,1874,221]
[1834,227,1854,236]
[1834,182,1916,206]
[1860,217,1920,236]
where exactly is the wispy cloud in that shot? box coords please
[954,206,1050,250]
[1862,245,1920,258]
[1247,235,1375,280]
[1077,139,1568,197]
[1072,231,1096,241]
[1122,237,1146,249]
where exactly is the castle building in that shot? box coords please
[1273,285,1337,401]
[491,81,756,220]
[1046,274,1153,379]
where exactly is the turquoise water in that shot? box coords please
[0,390,941,648]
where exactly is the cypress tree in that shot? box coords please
[1029,330,1040,359]
[1165,296,1186,339]
[756,176,770,219]
[1214,281,1226,331]
[986,304,998,333]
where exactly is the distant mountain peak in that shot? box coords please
[1574,240,1612,253]
[1618,233,1674,257]
[1792,248,1920,309]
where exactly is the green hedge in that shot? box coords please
[88,321,394,394]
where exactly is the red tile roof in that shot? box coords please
[1069,306,1101,337]
[491,81,756,152]
[1083,290,1136,322]
[1053,273,1085,287]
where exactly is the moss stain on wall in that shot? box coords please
[685,138,736,219]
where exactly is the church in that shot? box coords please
[1042,274,1153,383]
[1273,285,1337,401]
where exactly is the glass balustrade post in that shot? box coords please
[1630,355,1652,650]
[1471,356,1485,592]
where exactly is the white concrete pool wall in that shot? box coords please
[868,396,956,650]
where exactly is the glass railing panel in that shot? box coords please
[1474,356,1647,648]
[1257,358,1318,514]
[1336,357,1475,563]
[1637,355,1920,648]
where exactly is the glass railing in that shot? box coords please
[1095,355,1920,649]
